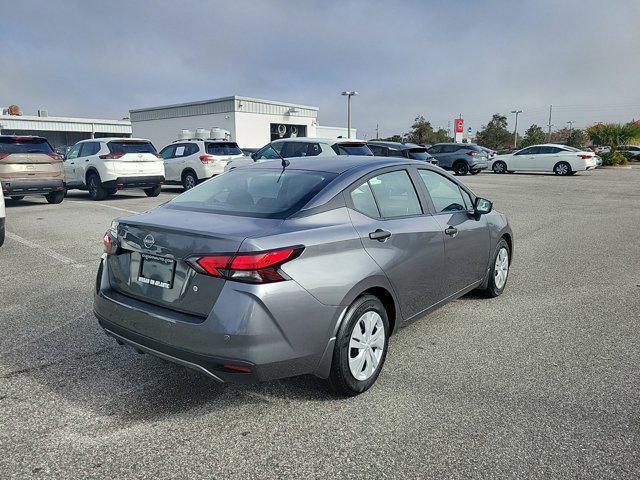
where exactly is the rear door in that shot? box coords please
[416,169,490,295]
[346,167,446,319]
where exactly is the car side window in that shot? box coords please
[255,143,283,160]
[67,144,81,160]
[418,169,467,213]
[516,147,538,155]
[427,145,440,154]
[79,142,99,157]
[174,143,187,157]
[350,181,380,218]
[460,188,474,210]
[367,170,422,218]
[160,145,175,159]
[187,143,199,156]
[369,145,385,156]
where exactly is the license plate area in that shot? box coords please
[138,254,175,289]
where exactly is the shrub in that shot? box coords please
[599,151,628,166]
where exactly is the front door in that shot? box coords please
[160,145,178,181]
[347,168,446,320]
[416,169,490,296]
[64,144,81,186]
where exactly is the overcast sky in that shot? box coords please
[1,0,639,138]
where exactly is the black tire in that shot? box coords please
[87,172,107,200]
[492,161,507,174]
[0,222,4,247]
[553,161,572,176]
[45,191,64,204]
[483,238,510,298]
[144,185,162,197]
[10,196,25,201]
[470,170,480,175]
[453,161,470,175]
[106,187,118,195]
[329,295,390,396]
[182,171,198,190]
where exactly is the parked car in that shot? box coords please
[224,137,373,171]
[490,144,597,175]
[65,138,165,200]
[95,155,513,396]
[478,146,496,159]
[618,145,640,158]
[241,147,259,157]
[426,143,489,175]
[0,135,66,204]
[159,139,244,190]
[0,186,4,247]
[367,141,438,164]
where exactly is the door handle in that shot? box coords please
[444,226,458,237]
[369,229,391,241]
[85,159,89,162]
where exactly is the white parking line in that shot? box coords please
[5,231,84,269]
[65,200,140,214]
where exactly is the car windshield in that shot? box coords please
[167,168,337,218]
[108,141,157,154]
[335,143,373,156]
[0,137,53,155]
[206,142,242,156]
[407,149,431,161]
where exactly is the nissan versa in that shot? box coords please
[94,156,513,396]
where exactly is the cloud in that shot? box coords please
[1,0,638,138]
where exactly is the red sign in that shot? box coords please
[454,118,464,133]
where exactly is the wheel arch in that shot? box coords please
[181,167,198,181]
[85,167,100,183]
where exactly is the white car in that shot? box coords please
[224,137,373,171]
[65,138,165,200]
[159,139,244,190]
[0,185,5,247]
[490,144,597,175]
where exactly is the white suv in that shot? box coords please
[0,185,5,247]
[159,139,244,190]
[64,138,165,200]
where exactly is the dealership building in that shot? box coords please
[129,95,355,149]
[0,111,132,152]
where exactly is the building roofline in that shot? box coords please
[0,114,131,126]
[129,95,319,114]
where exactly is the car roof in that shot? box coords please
[77,137,151,143]
[367,141,425,150]
[271,137,366,145]
[250,155,420,175]
[432,142,478,147]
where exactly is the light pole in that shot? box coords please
[341,91,358,138]
[567,120,574,131]
[511,110,522,148]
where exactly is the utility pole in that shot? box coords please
[376,123,379,140]
[341,91,358,139]
[547,105,553,141]
[567,120,574,131]
[511,109,522,149]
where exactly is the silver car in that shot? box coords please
[94,156,513,396]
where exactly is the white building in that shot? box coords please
[130,95,355,149]
[0,112,131,151]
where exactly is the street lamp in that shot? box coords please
[341,91,358,138]
[511,110,522,148]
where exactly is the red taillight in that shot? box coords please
[199,155,215,164]
[103,232,119,254]
[466,151,479,156]
[46,153,62,160]
[223,364,252,373]
[578,154,592,159]
[99,153,124,160]
[0,153,8,159]
[190,246,303,284]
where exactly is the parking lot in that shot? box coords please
[1,168,639,479]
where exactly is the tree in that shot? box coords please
[586,122,640,153]
[475,114,513,150]
[566,129,586,148]
[407,115,450,145]
[520,124,546,147]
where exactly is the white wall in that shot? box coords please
[233,111,317,148]
[315,125,357,139]
[131,112,236,151]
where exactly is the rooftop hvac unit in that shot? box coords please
[178,129,193,141]
[2,108,8,115]
[210,127,230,141]
[194,128,209,140]
[38,109,48,117]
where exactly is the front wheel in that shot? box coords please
[144,185,162,197]
[553,161,572,176]
[45,191,65,204]
[492,161,507,174]
[483,239,510,297]
[329,295,389,396]
[453,161,469,175]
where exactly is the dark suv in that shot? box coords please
[426,143,488,175]
[367,141,438,165]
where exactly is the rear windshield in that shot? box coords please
[107,141,157,154]
[334,143,373,156]
[206,142,242,156]
[0,137,53,155]
[407,149,431,161]
[167,168,337,218]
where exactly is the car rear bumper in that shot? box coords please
[93,257,341,382]
[102,176,165,189]
[1,178,65,196]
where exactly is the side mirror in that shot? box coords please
[251,152,257,161]
[474,197,493,215]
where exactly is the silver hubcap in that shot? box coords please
[348,311,385,381]
[556,164,568,175]
[494,247,509,289]
[494,163,505,173]
[185,176,196,189]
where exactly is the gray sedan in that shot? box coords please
[94,156,513,396]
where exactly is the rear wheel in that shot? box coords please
[329,295,389,396]
[45,191,64,204]
[553,161,572,176]
[453,161,469,175]
[87,173,107,200]
[144,185,161,197]
[10,196,25,201]
[492,161,507,174]
[182,171,198,190]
